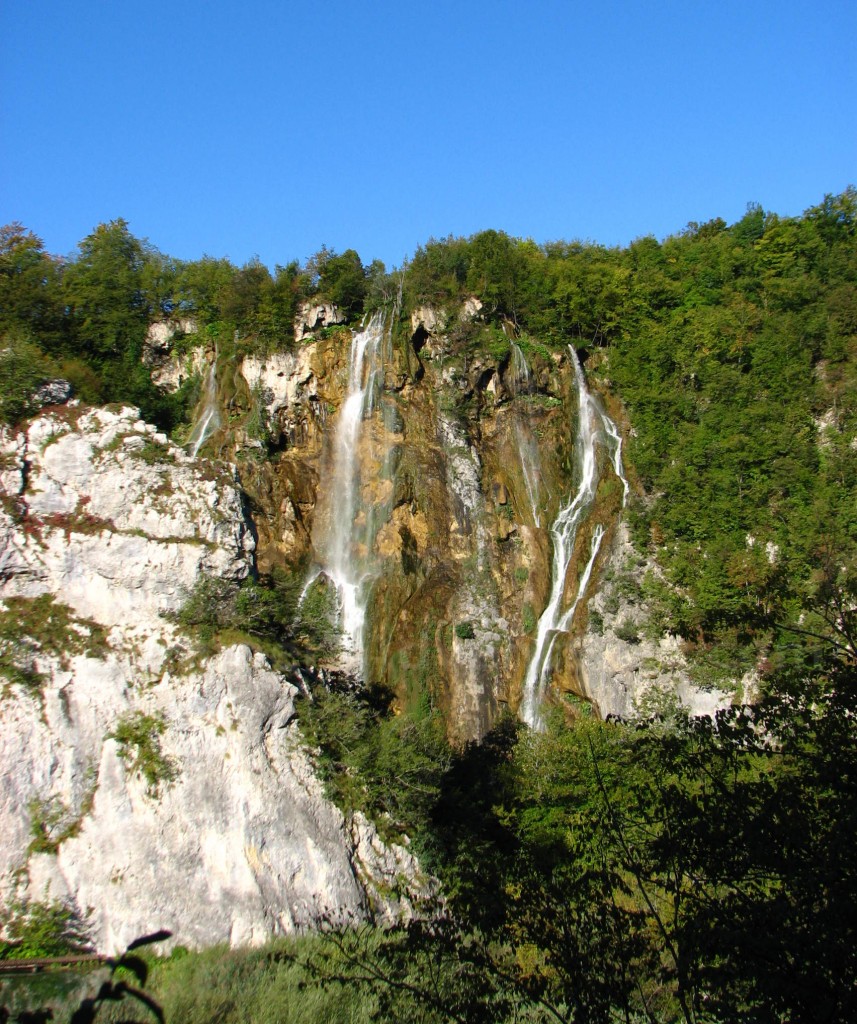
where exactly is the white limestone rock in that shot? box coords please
[241,346,320,417]
[411,306,444,336]
[143,319,204,393]
[576,523,731,719]
[145,319,198,353]
[295,302,344,341]
[0,406,422,950]
[4,644,418,952]
[0,406,252,634]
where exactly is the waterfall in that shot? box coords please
[312,310,387,669]
[509,342,545,527]
[516,424,543,527]
[509,340,531,391]
[187,359,221,458]
[520,347,628,730]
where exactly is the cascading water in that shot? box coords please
[520,346,628,730]
[509,342,545,527]
[509,340,531,390]
[187,358,221,458]
[310,310,387,671]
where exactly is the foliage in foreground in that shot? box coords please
[296,654,857,1024]
[3,652,854,1022]
[1,931,170,1024]
[0,899,91,961]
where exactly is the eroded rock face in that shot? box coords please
[236,308,729,740]
[0,405,252,634]
[575,523,730,718]
[143,319,203,393]
[5,644,418,952]
[295,302,344,341]
[0,406,422,952]
[32,379,73,408]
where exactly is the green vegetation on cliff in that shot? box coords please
[2,190,856,1021]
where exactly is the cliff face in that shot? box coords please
[233,304,729,738]
[235,309,589,742]
[0,302,723,951]
[0,405,420,953]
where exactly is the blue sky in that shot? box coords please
[2,1,854,270]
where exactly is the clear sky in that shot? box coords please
[2,0,854,271]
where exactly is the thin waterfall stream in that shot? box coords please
[309,310,388,673]
[509,341,545,526]
[187,356,221,458]
[520,346,628,730]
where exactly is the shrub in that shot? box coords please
[0,335,53,424]
[455,621,475,640]
[108,711,178,797]
[522,602,537,635]
[173,569,341,662]
[0,898,91,959]
[614,617,640,644]
[0,595,108,697]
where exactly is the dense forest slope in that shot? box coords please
[1,190,855,1021]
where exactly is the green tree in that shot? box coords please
[62,218,151,358]
[317,247,367,318]
[0,223,66,350]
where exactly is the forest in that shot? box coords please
[1,189,855,1022]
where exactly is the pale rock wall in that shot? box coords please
[295,302,344,341]
[0,406,422,952]
[0,406,251,637]
[143,319,204,393]
[575,523,731,718]
[437,413,506,740]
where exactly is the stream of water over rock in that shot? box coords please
[187,357,221,458]
[520,346,628,730]
[509,341,546,527]
[310,311,388,674]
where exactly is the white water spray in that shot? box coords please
[520,347,628,729]
[312,311,387,667]
[509,340,531,390]
[187,359,221,458]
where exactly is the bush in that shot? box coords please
[0,335,53,424]
[0,898,90,959]
[614,617,640,644]
[108,711,178,797]
[297,682,450,846]
[522,602,537,635]
[455,621,475,640]
[174,569,341,662]
[0,595,109,697]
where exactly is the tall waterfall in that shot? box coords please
[187,359,221,458]
[520,347,628,730]
[509,342,545,527]
[312,310,387,670]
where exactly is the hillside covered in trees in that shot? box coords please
[1,189,855,1022]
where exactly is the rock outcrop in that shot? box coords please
[295,302,344,341]
[232,305,724,740]
[575,523,729,718]
[0,405,421,952]
[0,297,733,952]
[143,319,204,393]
